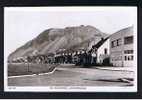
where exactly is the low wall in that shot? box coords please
[8,63,57,76]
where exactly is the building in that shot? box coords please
[91,37,110,64]
[110,26,134,67]
[96,38,110,64]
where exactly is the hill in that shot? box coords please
[8,25,108,61]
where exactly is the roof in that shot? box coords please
[92,37,109,49]
[109,26,133,37]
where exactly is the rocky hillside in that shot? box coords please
[8,25,108,61]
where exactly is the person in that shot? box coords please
[68,53,72,64]
[87,51,92,66]
[91,49,97,65]
[73,51,79,65]
[82,51,87,66]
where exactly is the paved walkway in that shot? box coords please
[58,64,135,72]
[95,66,135,72]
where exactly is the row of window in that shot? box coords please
[124,55,133,61]
[111,38,122,48]
[124,50,133,54]
[111,36,133,48]
[111,56,122,61]
[111,55,134,61]
[124,36,133,45]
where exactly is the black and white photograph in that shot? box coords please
[4,7,137,92]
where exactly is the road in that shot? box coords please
[8,64,134,86]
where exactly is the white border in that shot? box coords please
[4,6,137,92]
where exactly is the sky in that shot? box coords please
[4,7,137,57]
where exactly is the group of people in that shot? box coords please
[54,50,97,66]
[11,49,97,67]
[54,53,73,64]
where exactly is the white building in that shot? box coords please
[91,37,110,64]
[96,38,110,64]
[110,26,134,67]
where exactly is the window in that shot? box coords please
[131,55,134,60]
[114,41,117,47]
[124,36,133,44]
[111,41,114,48]
[111,38,122,48]
[124,55,134,61]
[124,50,133,54]
[117,38,122,46]
[104,48,107,54]
[128,56,130,60]
[111,41,117,48]
[125,56,127,61]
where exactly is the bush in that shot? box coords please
[102,57,111,66]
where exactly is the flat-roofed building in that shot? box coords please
[110,26,134,67]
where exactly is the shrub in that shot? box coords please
[102,57,111,66]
